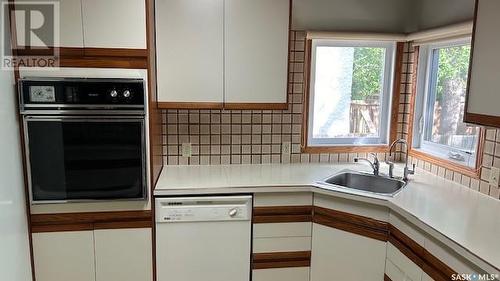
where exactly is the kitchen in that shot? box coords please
[0,0,499,281]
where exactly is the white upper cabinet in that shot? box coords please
[81,0,147,49]
[465,0,500,127]
[156,0,224,104]
[155,0,290,107]
[14,0,84,48]
[224,0,289,105]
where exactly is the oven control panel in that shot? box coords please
[19,78,146,111]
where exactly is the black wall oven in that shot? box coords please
[20,78,148,203]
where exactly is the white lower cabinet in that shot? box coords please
[32,231,96,281]
[385,243,422,281]
[94,228,152,281]
[32,228,152,281]
[253,267,310,281]
[310,223,387,281]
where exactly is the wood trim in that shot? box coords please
[302,145,389,154]
[58,57,148,69]
[31,210,152,225]
[30,211,153,232]
[384,274,393,281]
[253,206,312,224]
[313,206,389,242]
[252,251,311,270]
[223,103,288,110]
[389,224,457,281]
[464,112,500,128]
[300,40,404,153]
[390,42,405,144]
[158,102,224,110]
[84,48,148,58]
[32,223,94,233]
[94,220,153,230]
[408,147,482,179]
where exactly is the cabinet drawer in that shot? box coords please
[254,222,312,238]
[253,267,310,281]
[253,237,311,253]
[254,193,313,207]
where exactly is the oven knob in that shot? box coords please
[110,89,118,98]
[123,90,131,98]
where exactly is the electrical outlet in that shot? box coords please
[489,166,500,186]
[281,142,291,156]
[181,143,192,157]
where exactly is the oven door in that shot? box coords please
[24,116,147,203]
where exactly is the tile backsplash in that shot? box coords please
[161,31,500,200]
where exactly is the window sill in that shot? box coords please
[301,145,389,154]
[408,149,481,179]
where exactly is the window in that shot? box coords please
[413,39,480,168]
[307,40,395,147]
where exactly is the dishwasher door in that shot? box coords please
[155,195,252,281]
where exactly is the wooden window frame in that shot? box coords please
[301,40,405,154]
[406,46,485,179]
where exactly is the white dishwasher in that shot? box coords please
[155,195,252,281]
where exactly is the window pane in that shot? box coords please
[312,46,386,140]
[424,44,479,166]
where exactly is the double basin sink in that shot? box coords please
[318,170,407,197]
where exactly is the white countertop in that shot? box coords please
[154,163,500,273]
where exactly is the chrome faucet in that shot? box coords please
[354,153,380,176]
[389,138,415,181]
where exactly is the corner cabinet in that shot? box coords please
[32,228,152,281]
[155,0,290,109]
[465,0,500,127]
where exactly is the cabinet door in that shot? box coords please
[224,0,289,106]
[156,0,224,104]
[94,228,153,281]
[465,0,500,127]
[81,0,146,48]
[310,224,386,281]
[385,243,422,281]
[32,231,95,281]
[253,267,310,281]
[14,0,83,48]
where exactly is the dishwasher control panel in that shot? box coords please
[155,196,252,223]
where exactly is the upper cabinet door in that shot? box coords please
[465,0,500,127]
[156,0,224,105]
[14,0,84,48]
[224,0,290,107]
[81,0,147,49]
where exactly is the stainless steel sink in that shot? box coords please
[319,170,407,196]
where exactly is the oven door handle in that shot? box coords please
[23,115,146,121]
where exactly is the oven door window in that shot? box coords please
[26,118,146,202]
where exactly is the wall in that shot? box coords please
[162,31,399,166]
[292,0,412,33]
[407,0,475,32]
[0,2,33,278]
[292,0,475,34]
